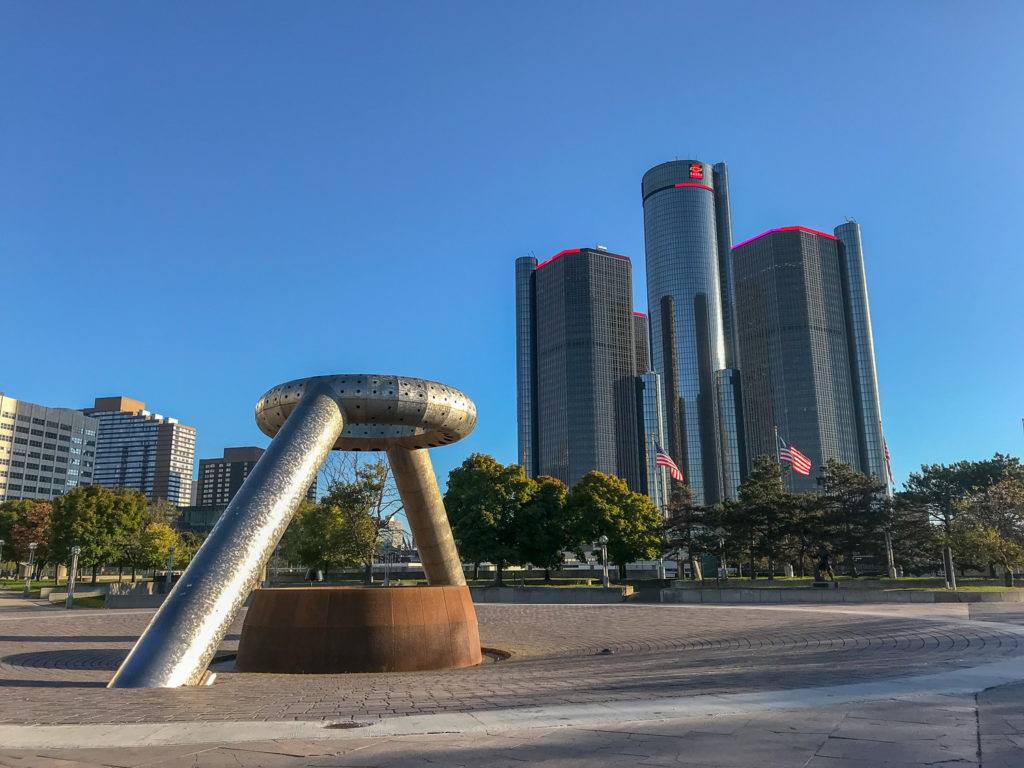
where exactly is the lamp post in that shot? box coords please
[598,535,609,588]
[66,546,81,609]
[165,546,175,587]
[0,539,5,580]
[24,542,38,597]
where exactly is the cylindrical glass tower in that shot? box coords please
[514,255,538,477]
[642,160,727,504]
[834,221,888,491]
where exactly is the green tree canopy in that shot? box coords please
[900,453,1023,533]
[320,459,401,582]
[565,471,661,577]
[516,475,569,576]
[816,459,886,577]
[444,453,534,584]
[279,499,364,575]
[661,483,716,580]
[50,486,148,582]
[734,455,794,580]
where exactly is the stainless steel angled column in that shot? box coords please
[386,446,466,586]
[109,382,346,688]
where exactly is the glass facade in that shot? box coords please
[835,222,889,492]
[632,312,650,374]
[514,255,539,476]
[0,393,98,501]
[636,372,669,513]
[85,398,195,507]
[642,159,743,504]
[731,228,861,493]
[716,369,745,499]
[520,248,642,491]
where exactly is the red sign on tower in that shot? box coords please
[689,163,703,180]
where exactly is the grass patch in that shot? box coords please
[70,595,107,608]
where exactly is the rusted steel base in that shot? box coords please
[235,586,482,674]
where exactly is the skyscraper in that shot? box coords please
[731,225,879,492]
[515,248,642,491]
[641,159,744,504]
[0,393,98,502]
[84,396,195,507]
[835,221,889,490]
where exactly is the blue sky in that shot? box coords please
[2,1,1022,493]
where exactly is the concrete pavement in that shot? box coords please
[0,594,1022,765]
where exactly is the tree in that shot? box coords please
[445,454,534,585]
[9,500,52,577]
[177,530,208,566]
[901,454,1023,535]
[817,460,886,577]
[50,486,148,583]
[661,484,715,580]
[886,492,940,574]
[517,475,569,579]
[320,459,402,583]
[899,454,1023,583]
[565,471,661,579]
[123,522,181,581]
[781,492,824,577]
[737,455,793,580]
[148,499,182,529]
[1,499,50,570]
[279,499,365,576]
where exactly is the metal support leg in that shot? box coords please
[109,383,346,688]
[386,446,465,586]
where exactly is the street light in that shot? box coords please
[166,546,176,587]
[598,535,609,588]
[0,539,5,580]
[24,542,38,598]
[65,546,81,609]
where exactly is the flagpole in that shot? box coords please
[775,424,792,493]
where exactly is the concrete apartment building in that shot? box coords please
[0,393,98,502]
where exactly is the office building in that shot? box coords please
[731,225,881,492]
[641,159,745,504]
[195,446,316,507]
[636,372,670,512]
[84,396,195,507]
[515,247,642,491]
[835,221,889,490]
[0,393,98,502]
[183,446,316,531]
[633,312,651,374]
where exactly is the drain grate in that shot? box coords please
[325,721,372,729]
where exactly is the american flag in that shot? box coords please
[777,435,812,475]
[655,442,684,482]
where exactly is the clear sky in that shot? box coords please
[2,1,1022,493]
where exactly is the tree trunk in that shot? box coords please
[91,564,98,584]
[363,561,373,585]
[473,562,479,580]
[118,564,123,583]
[494,560,504,586]
[131,567,137,584]
[767,559,775,581]
[543,568,552,583]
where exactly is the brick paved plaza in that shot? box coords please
[1,595,1022,766]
